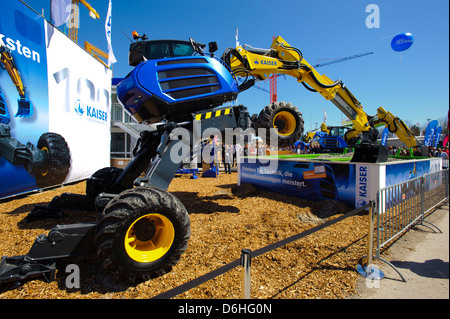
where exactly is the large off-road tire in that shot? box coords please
[95,186,191,282]
[35,133,71,188]
[256,101,304,148]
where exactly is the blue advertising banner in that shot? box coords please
[385,161,430,187]
[239,157,440,209]
[0,0,49,197]
[424,120,438,146]
[240,158,357,208]
[381,127,389,146]
[1,0,112,199]
[434,126,442,148]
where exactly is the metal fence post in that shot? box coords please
[446,169,449,204]
[420,176,425,224]
[240,249,251,299]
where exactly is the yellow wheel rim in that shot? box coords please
[273,111,296,136]
[124,213,175,263]
[40,147,49,176]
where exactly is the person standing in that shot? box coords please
[224,144,233,174]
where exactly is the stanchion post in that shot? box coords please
[420,176,425,224]
[375,193,381,260]
[367,200,375,266]
[240,249,251,299]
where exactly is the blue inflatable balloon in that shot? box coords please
[391,33,414,52]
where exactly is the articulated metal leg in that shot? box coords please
[0,124,48,174]
[2,106,255,285]
[0,256,56,284]
[28,193,94,221]
[137,131,189,190]
[26,128,164,220]
[0,223,96,284]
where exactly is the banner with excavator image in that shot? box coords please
[0,0,111,199]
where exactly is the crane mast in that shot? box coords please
[68,0,99,43]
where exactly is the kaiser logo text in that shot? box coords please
[73,100,108,124]
[356,165,369,208]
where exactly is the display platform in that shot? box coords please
[238,153,443,208]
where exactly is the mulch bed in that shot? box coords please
[0,172,369,299]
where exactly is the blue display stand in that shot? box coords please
[238,155,442,208]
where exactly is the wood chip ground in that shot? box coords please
[0,172,370,299]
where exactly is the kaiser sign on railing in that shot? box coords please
[0,0,111,199]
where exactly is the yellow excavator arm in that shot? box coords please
[0,44,27,99]
[225,36,421,150]
[0,44,32,118]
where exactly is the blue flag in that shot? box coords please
[424,120,438,146]
[433,126,442,148]
[381,127,389,146]
[105,0,116,67]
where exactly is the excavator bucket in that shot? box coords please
[15,98,32,118]
[351,143,388,163]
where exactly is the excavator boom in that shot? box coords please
[0,46,26,99]
[224,36,421,159]
[0,44,32,118]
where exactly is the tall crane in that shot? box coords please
[68,0,100,43]
[269,35,278,103]
[313,52,373,68]
[84,41,109,68]
[254,52,373,103]
[269,73,277,103]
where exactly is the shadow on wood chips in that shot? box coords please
[0,172,369,299]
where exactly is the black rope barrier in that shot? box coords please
[152,202,371,299]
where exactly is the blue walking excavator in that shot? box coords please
[0,33,304,284]
[0,32,421,286]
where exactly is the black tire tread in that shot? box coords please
[256,101,304,148]
[95,187,190,282]
[35,132,71,188]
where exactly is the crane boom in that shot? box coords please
[313,52,373,68]
[84,41,109,68]
[78,0,100,19]
[69,0,100,42]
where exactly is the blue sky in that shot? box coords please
[23,0,449,130]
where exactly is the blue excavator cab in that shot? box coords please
[117,37,239,124]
